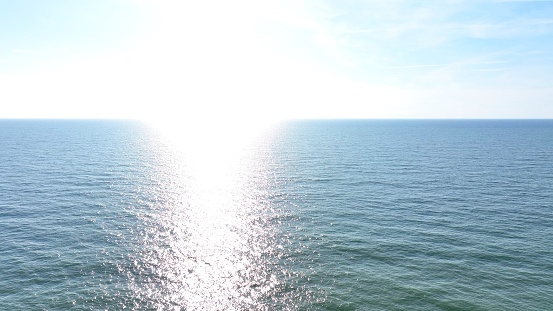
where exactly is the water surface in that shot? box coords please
[1,119,552,310]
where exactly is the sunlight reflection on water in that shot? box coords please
[121,121,309,309]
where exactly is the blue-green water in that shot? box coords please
[1,120,552,310]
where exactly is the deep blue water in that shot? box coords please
[1,119,552,310]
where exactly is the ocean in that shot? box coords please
[1,119,552,310]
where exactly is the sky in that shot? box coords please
[1,0,553,121]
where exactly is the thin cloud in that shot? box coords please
[495,0,553,2]
[472,68,508,72]
[12,49,38,54]
[388,64,446,69]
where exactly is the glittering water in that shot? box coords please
[1,119,552,310]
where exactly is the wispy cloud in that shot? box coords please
[495,0,553,2]
[12,49,38,54]
[292,0,553,83]
[387,64,446,69]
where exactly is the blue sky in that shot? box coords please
[1,0,553,120]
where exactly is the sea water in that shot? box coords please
[0,119,552,310]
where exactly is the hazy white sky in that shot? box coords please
[2,0,553,120]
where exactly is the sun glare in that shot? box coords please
[132,110,284,307]
[145,115,281,166]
